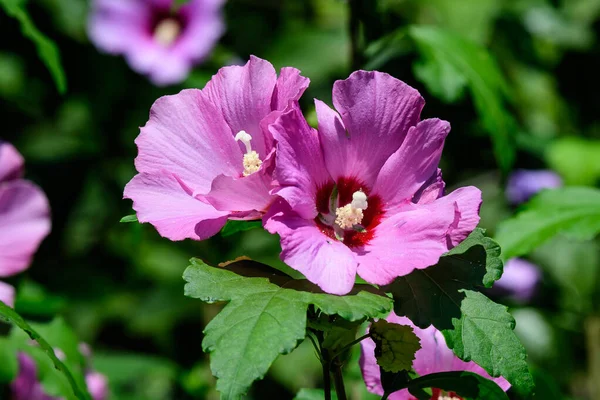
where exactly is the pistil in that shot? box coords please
[235,130,262,176]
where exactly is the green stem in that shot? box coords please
[348,0,362,70]
[332,362,348,400]
[323,359,332,400]
[331,333,371,360]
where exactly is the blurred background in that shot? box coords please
[1,0,600,398]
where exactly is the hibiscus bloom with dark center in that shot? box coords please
[264,71,482,295]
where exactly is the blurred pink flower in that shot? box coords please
[359,312,510,399]
[506,169,562,205]
[124,56,309,241]
[264,71,481,295]
[0,142,51,307]
[491,257,541,302]
[88,0,225,85]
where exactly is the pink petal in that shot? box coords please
[269,103,331,220]
[0,142,24,182]
[0,281,15,307]
[124,172,228,241]
[322,71,425,187]
[439,186,482,247]
[133,89,242,195]
[264,200,358,295]
[203,56,279,159]
[355,201,456,286]
[373,119,450,209]
[412,169,445,204]
[86,372,109,400]
[270,67,310,112]
[0,181,51,277]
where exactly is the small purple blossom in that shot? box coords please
[124,56,309,240]
[506,169,562,205]
[264,71,482,295]
[88,0,225,86]
[0,142,51,307]
[359,312,510,399]
[491,258,541,303]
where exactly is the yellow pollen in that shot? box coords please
[335,204,364,229]
[439,395,461,400]
[153,18,181,47]
[242,151,262,176]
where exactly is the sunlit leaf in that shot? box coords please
[547,137,600,186]
[370,320,420,373]
[220,220,262,237]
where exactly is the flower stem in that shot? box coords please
[331,333,371,360]
[323,359,333,400]
[332,361,348,400]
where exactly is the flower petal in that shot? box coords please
[0,142,24,182]
[134,89,242,194]
[271,67,310,112]
[264,200,358,295]
[412,169,445,204]
[270,103,331,220]
[0,181,51,277]
[439,186,482,247]
[0,281,15,307]
[373,118,450,208]
[355,201,456,286]
[322,71,425,186]
[491,258,541,303]
[124,172,228,241]
[203,55,278,159]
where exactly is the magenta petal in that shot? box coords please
[0,281,15,307]
[124,172,228,241]
[0,181,51,278]
[270,104,331,220]
[264,200,358,295]
[440,186,482,247]
[86,372,109,400]
[0,142,24,182]
[134,89,242,194]
[492,258,541,302]
[204,56,279,159]
[356,201,456,286]
[324,71,425,186]
[271,67,310,112]
[412,169,445,204]
[373,119,450,208]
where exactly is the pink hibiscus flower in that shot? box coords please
[264,71,481,295]
[88,0,225,86]
[360,312,510,399]
[0,142,51,306]
[124,56,309,241]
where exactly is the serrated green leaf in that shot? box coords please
[0,0,66,93]
[220,220,262,237]
[0,303,91,399]
[120,214,138,223]
[495,187,600,260]
[406,371,509,400]
[383,228,503,329]
[370,320,420,373]
[183,259,392,399]
[409,25,515,172]
[442,291,534,397]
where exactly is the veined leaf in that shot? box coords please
[407,371,509,400]
[370,320,420,373]
[220,220,262,237]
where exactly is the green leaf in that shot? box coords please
[442,291,534,397]
[547,137,600,186]
[409,25,515,172]
[406,371,509,400]
[0,0,66,93]
[495,187,600,260]
[370,320,420,373]
[220,220,262,237]
[120,214,138,223]
[0,302,91,399]
[183,258,392,399]
[383,228,503,329]
[294,388,338,400]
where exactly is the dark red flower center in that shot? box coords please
[429,388,463,400]
[314,176,384,248]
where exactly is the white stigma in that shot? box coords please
[335,190,368,230]
[235,130,262,176]
[439,395,461,400]
[153,18,181,47]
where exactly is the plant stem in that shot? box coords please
[323,359,332,400]
[332,362,348,400]
[331,333,371,360]
[348,0,362,70]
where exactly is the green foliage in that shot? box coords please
[442,290,534,397]
[120,214,138,223]
[384,228,503,329]
[409,25,515,172]
[0,0,66,93]
[547,137,600,186]
[220,220,262,237]
[370,320,420,373]
[183,258,392,399]
[495,187,600,260]
[0,303,91,399]
[407,371,509,400]
[294,388,338,400]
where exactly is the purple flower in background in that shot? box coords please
[88,0,225,86]
[264,71,481,295]
[124,56,309,241]
[491,258,541,303]
[360,312,510,399]
[506,169,562,205]
[12,350,108,400]
[0,142,51,307]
